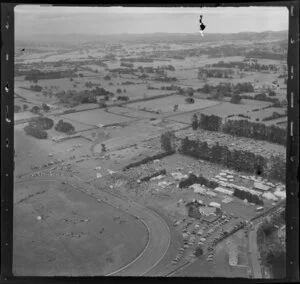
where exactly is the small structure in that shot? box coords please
[253,182,270,191]
[229,244,238,266]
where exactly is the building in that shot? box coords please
[253,182,270,192]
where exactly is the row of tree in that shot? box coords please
[207,61,278,72]
[262,111,287,122]
[233,187,264,205]
[178,137,285,182]
[192,113,286,146]
[54,87,115,106]
[198,68,234,79]
[121,57,153,63]
[24,69,75,81]
[201,82,254,97]
[30,85,43,92]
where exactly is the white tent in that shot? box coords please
[206,191,216,197]
[262,192,278,201]
[209,202,221,208]
[274,190,286,200]
[171,172,188,181]
[190,184,207,194]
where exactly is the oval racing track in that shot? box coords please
[15,176,171,276]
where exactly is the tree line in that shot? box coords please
[262,111,287,122]
[206,61,278,72]
[233,187,264,205]
[198,68,234,79]
[55,87,115,106]
[192,113,286,146]
[178,137,285,183]
[201,82,254,98]
[24,69,76,81]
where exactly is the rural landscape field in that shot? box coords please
[14,6,287,278]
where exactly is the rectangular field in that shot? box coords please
[60,109,135,127]
[127,95,219,114]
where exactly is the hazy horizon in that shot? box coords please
[15,6,288,38]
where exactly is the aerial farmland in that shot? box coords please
[13,6,288,279]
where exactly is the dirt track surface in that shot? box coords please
[14,176,171,276]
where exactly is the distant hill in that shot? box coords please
[16,30,288,46]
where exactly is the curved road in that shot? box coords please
[15,176,171,276]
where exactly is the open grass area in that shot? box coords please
[60,109,135,127]
[14,179,148,276]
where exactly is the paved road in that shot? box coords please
[16,176,171,276]
[249,222,263,278]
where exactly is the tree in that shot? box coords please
[30,106,40,114]
[160,131,175,152]
[191,114,198,130]
[55,120,75,134]
[101,144,106,152]
[195,246,204,257]
[104,75,111,80]
[98,101,107,108]
[186,87,194,97]
[14,105,22,113]
[230,94,242,104]
[23,104,28,111]
[24,124,48,139]
[116,88,122,94]
[42,103,50,112]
